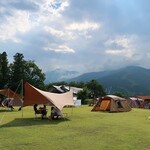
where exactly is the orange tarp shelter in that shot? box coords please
[0,89,23,106]
[23,82,74,110]
[0,89,22,100]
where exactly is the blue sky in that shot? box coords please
[1,0,150,73]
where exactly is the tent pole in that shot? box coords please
[22,107,23,118]
[0,111,6,124]
[13,80,22,98]
[21,79,24,118]
[71,106,74,117]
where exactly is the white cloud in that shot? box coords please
[0,10,33,42]
[147,53,150,58]
[36,0,69,17]
[66,21,101,31]
[105,49,133,57]
[44,44,75,53]
[44,20,101,40]
[44,27,65,37]
[2,0,150,73]
[105,35,137,58]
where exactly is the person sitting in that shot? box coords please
[49,107,62,120]
[33,104,48,119]
[2,98,14,110]
[55,107,62,118]
[2,98,9,107]
[33,104,43,115]
[8,98,14,111]
[49,107,56,120]
[40,105,47,119]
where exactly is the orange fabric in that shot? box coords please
[137,95,150,100]
[23,82,74,110]
[100,100,110,110]
[23,82,50,106]
[93,106,101,111]
[0,89,22,99]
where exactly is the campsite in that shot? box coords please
[0,105,150,150]
[1,0,150,149]
[0,81,150,150]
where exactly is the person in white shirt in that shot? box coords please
[49,106,62,120]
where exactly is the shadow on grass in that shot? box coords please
[0,117,70,128]
[0,109,18,112]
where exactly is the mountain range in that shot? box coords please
[45,66,150,96]
[69,66,150,96]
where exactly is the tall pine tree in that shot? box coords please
[0,52,9,89]
[10,53,46,91]
[9,53,26,92]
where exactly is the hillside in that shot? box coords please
[45,69,80,83]
[69,66,150,96]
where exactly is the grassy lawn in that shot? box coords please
[0,106,150,150]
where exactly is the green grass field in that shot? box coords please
[0,106,150,150]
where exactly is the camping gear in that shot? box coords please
[92,95,131,112]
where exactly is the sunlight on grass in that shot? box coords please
[0,106,150,150]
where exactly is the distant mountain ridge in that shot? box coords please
[69,66,150,96]
[45,69,80,83]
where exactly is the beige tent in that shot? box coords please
[23,82,74,110]
[92,95,131,112]
[127,97,143,108]
[136,95,150,108]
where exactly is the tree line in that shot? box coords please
[0,52,45,92]
[0,51,106,103]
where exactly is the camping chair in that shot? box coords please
[33,104,48,119]
[35,111,41,118]
[33,104,42,119]
[34,109,42,119]
[61,113,68,120]
[54,112,68,120]
[50,107,68,120]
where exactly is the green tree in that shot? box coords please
[77,87,89,104]
[86,80,106,98]
[24,60,45,89]
[10,53,46,92]
[9,53,26,92]
[0,52,10,89]
[68,81,85,88]
[112,92,128,98]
